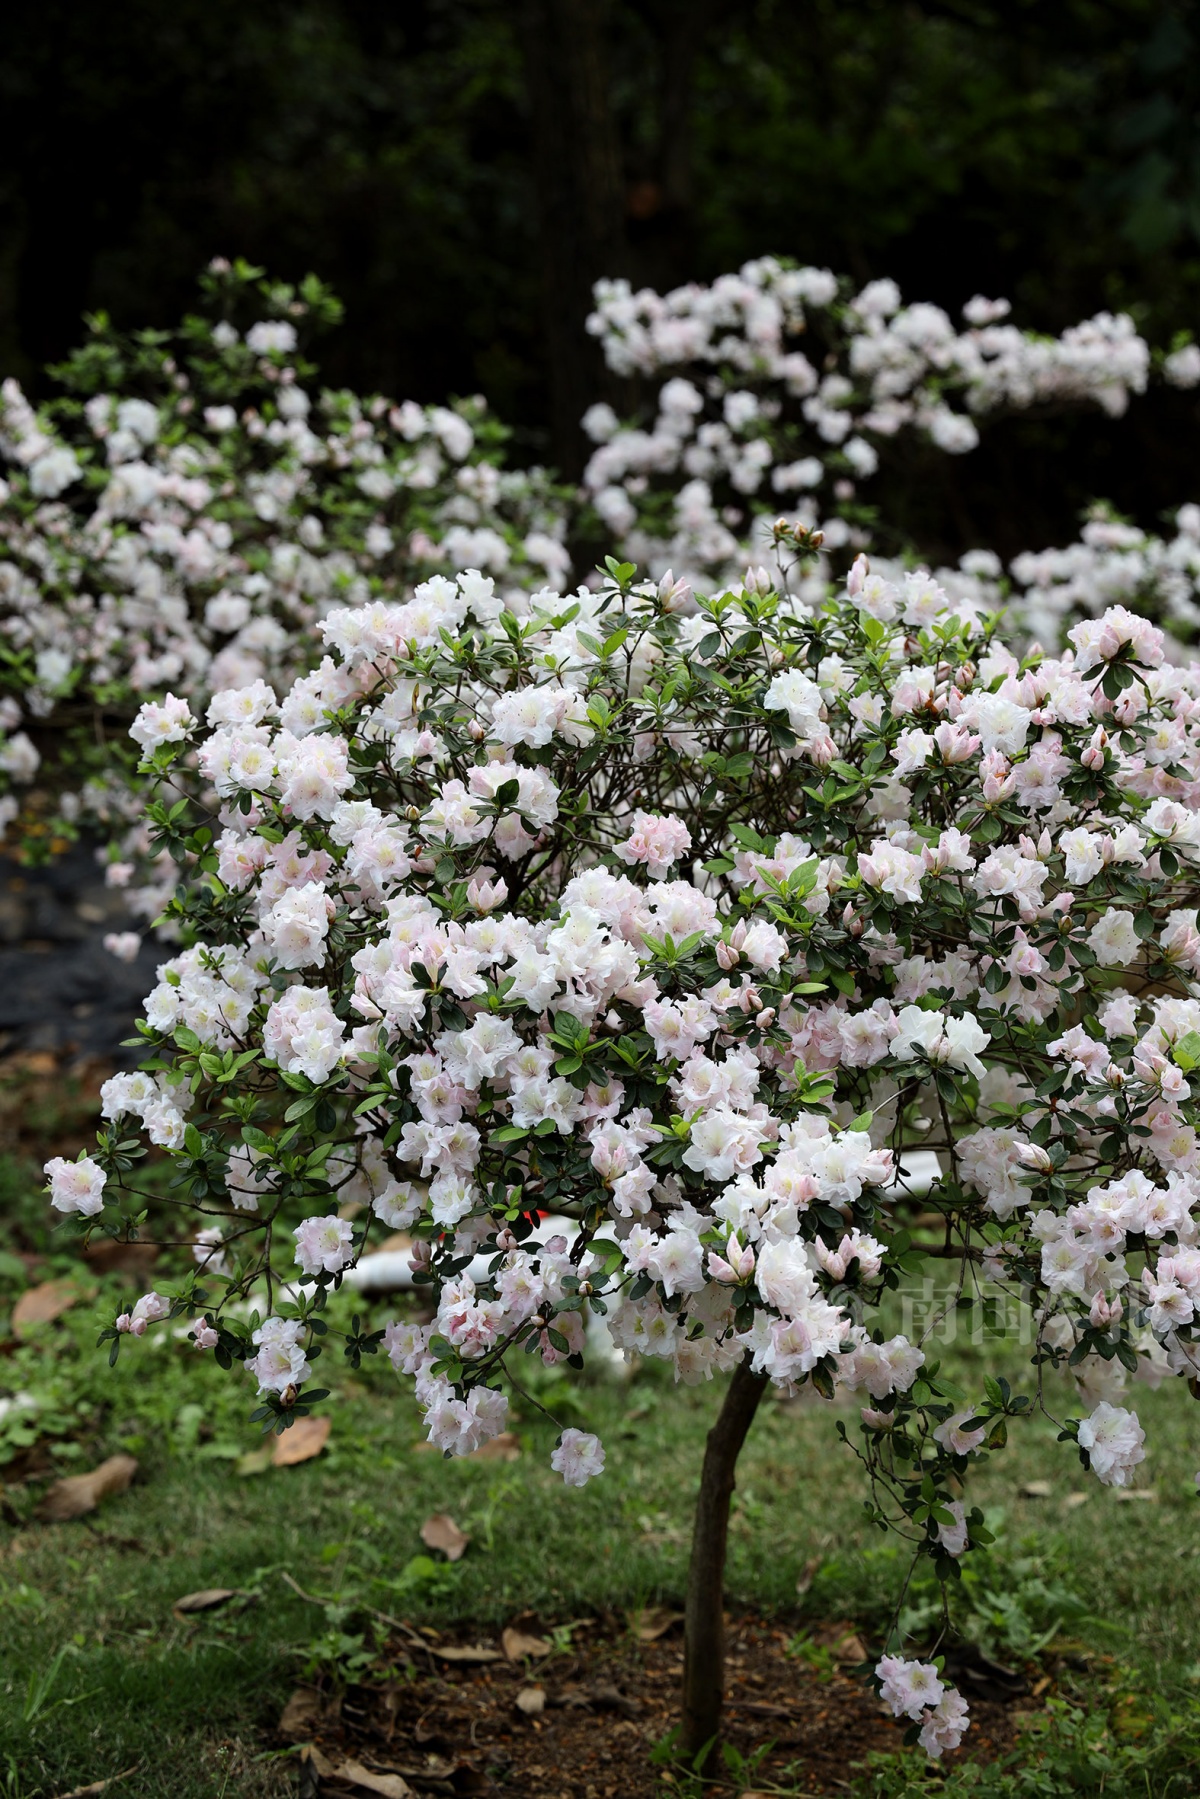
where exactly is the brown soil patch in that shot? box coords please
[279,1612,1033,1797]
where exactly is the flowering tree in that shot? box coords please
[45,539,1200,1764]
[0,258,568,854]
[581,257,1200,602]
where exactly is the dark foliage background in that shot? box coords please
[4,0,1200,556]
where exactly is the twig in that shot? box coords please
[277,1570,438,1664]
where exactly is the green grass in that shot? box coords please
[4,1132,1200,1794]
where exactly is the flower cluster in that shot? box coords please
[0,260,569,848]
[1010,505,1200,651]
[876,1653,971,1757]
[48,546,1200,1754]
[581,257,1192,592]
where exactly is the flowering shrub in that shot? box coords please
[0,258,569,847]
[582,257,1200,596]
[1010,505,1200,651]
[46,541,1200,1754]
[2,251,1197,919]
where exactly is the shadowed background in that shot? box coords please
[3,0,1200,556]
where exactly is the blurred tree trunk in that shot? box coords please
[519,0,627,476]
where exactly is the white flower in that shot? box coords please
[246,1316,310,1394]
[1077,1401,1146,1487]
[129,694,196,755]
[1087,910,1141,968]
[264,881,331,970]
[45,1155,106,1216]
[294,1214,355,1276]
[919,1690,970,1757]
[550,1428,606,1487]
[891,1007,989,1079]
[763,668,824,737]
[103,931,142,963]
[246,320,297,356]
[876,1655,944,1721]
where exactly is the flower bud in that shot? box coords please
[847,552,869,598]
[467,876,509,913]
[1089,1291,1123,1328]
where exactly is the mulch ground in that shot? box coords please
[279,1610,1039,1797]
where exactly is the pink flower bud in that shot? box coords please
[815,1238,849,1281]
[1080,725,1108,770]
[657,570,693,612]
[1089,1291,1123,1328]
[467,876,509,913]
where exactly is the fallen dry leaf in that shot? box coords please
[1019,1480,1053,1498]
[12,1278,79,1337]
[832,1630,868,1665]
[630,1605,682,1643]
[51,1769,138,1799]
[515,1686,546,1716]
[277,1686,325,1742]
[420,1511,469,1562]
[172,1587,242,1616]
[794,1555,821,1597]
[1062,1491,1089,1510]
[466,1430,521,1462]
[298,1743,337,1778]
[431,1644,503,1664]
[1115,1488,1158,1502]
[334,1760,414,1797]
[38,1454,138,1522]
[236,1444,275,1477]
[502,1626,552,1661]
[272,1415,330,1467]
[82,1241,159,1277]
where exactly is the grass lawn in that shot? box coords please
[3,1070,1200,1796]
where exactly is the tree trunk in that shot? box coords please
[519,0,627,477]
[680,1353,768,1762]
